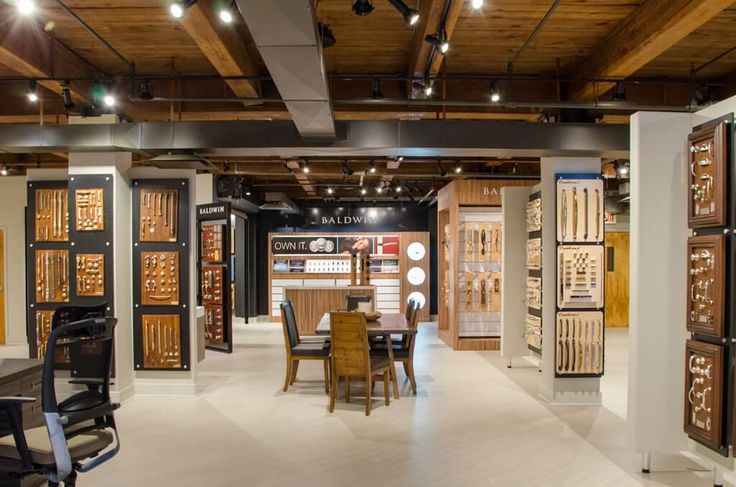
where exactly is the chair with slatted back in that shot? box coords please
[328,312,391,416]
[371,300,420,394]
[280,300,330,393]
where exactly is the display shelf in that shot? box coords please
[132,179,191,370]
[525,191,543,353]
[197,202,233,353]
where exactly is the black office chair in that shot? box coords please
[0,316,121,486]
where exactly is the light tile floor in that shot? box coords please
[11,322,722,486]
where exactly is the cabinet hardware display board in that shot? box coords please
[197,202,233,353]
[555,175,605,377]
[25,176,115,378]
[525,192,542,353]
[683,116,734,456]
[132,180,191,371]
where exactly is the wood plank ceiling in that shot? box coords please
[0,0,734,198]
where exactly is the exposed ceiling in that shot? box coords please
[0,0,732,198]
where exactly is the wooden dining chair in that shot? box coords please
[280,300,330,393]
[372,300,420,394]
[328,312,391,416]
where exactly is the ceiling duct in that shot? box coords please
[235,0,335,139]
[259,192,300,213]
[146,153,213,171]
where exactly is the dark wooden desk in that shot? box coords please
[0,359,44,487]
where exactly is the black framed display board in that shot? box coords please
[26,175,115,377]
[197,202,233,353]
[554,174,605,378]
[132,179,191,371]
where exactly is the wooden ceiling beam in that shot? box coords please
[568,0,733,100]
[180,0,261,99]
[285,159,316,196]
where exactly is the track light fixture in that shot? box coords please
[61,82,74,110]
[361,188,367,196]
[301,160,310,174]
[16,0,36,16]
[437,162,447,177]
[318,23,336,48]
[219,3,234,23]
[341,162,354,177]
[471,0,483,9]
[368,160,376,173]
[327,187,334,195]
[27,80,38,103]
[371,79,383,99]
[454,163,462,174]
[376,185,383,194]
[352,0,375,16]
[613,81,626,102]
[425,30,449,54]
[395,185,403,193]
[170,0,196,19]
[489,81,501,103]
[388,0,419,26]
[0,165,8,177]
[139,80,153,100]
[103,93,116,108]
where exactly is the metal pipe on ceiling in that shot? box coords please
[55,0,133,71]
[127,95,695,112]
[507,0,562,74]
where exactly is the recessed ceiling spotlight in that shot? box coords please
[472,0,483,9]
[27,80,38,103]
[389,0,419,26]
[170,0,196,19]
[489,81,501,103]
[352,0,375,16]
[16,0,36,16]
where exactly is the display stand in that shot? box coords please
[197,202,233,353]
[132,179,191,371]
[539,158,602,404]
[500,186,533,364]
[437,179,536,351]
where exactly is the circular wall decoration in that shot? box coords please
[407,291,426,309]
[407,267,426,285]
[407,242,426,261]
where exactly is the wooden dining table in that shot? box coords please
[316,312,416,399]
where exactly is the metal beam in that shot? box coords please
[0,120,629,159]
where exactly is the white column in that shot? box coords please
[501,186,531,361]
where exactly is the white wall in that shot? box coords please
[0,177,29,345]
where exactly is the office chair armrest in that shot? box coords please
[59,403,120,428]
[0,397,36,471]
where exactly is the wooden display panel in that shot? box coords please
[490,223,502,263]
[490,272,501,312]
[75,188,104,231]
[556,178,604,243]
[35,249,70,303]
[555,311,604,376]
[204,305,224,344]
[686,234,725,337]
[35,189,69,241]
[141,251,180,306]
[684,339,723,450]
[75,253,104,297]
[141,314,182,369]
[557,245,604,309]
[688,122,727,228]
[201,224,226,262]
[139,188,179,242]
[201,265,224,305]
[526,238,541,269]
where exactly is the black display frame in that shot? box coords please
[553,174,606,379]
[132,179,191,371]
[526,191,543,355]
[26,176,115,378]
[197,202,233,354]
